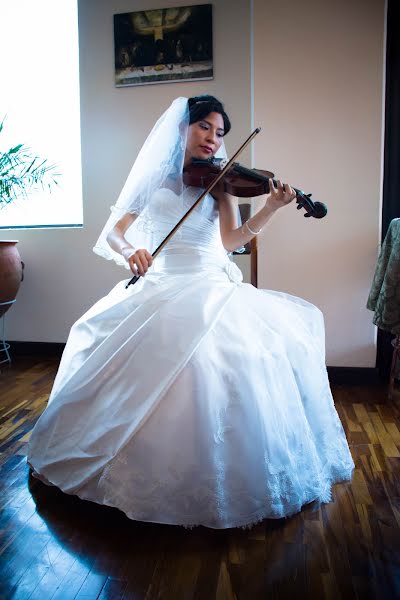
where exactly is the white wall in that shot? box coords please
[253,0,385,366]
[3,0,385,368]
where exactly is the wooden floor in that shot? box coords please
[1,357,400,600]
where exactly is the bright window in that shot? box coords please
[0,0,82,229]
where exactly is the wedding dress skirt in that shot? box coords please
[28,188,354,529]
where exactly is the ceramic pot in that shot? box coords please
[0,241,24,318]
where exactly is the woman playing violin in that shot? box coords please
[108,96,297,277]
[27,95,354,529]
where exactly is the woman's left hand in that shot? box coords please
[265,179,296,212]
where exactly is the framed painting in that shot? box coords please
[114,4,213,87]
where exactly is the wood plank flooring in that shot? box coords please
[0,357,400,599]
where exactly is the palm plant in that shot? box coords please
[0,118,59,207]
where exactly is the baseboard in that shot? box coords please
[7,341,65,357]
[327,366,382,386]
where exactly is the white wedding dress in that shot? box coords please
[28,187,354,529]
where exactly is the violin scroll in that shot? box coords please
[296,191,327,219]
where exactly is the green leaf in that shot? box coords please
[9,144,23,154]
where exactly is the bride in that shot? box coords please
[27,95,354,529]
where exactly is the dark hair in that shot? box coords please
[188,95,231,136]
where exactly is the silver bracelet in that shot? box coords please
[244,220,262,235]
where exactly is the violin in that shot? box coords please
[183,158,327,219]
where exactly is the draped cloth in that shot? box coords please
[367,218,400,334]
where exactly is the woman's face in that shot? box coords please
[184,111,224,166]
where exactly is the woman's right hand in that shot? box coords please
[122,247,153,277]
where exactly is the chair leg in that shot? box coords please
[250,236,258,288]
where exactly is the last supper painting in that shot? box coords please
[114,4,213,87]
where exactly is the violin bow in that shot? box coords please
[125,127,261,288]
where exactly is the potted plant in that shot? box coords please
[0,118,59,316]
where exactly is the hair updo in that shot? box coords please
[188,95,231,136]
